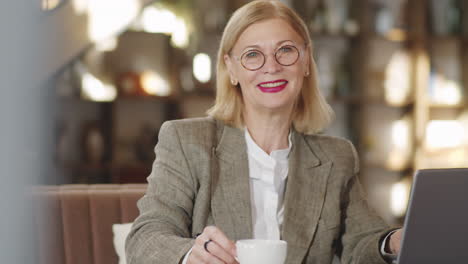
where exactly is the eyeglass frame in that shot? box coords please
[229,43,308,71]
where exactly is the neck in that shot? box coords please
[243,107,292,154]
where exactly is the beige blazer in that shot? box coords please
[126,117,393,264]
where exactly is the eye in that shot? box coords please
[245,50,260,58]
[278,45,294,53]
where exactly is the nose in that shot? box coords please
[261,55,282,74]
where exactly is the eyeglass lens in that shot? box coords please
[241,45,299,71]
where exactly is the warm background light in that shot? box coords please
[139,6,189,48]
[141,6,176,34]
[387,117,413,170]
[458,110,468,145]
[81,73,117,102]
[72,0,88,14]
[430,74,462,105]
[392,119,410,149]
[384,50,411,106]
[141,71,171,97]
[171,18,189,48]
[390,179,411,217]
[87,0,140,42]
[193,53,212,83]
[95,37,118,52]
[425,120,464,151]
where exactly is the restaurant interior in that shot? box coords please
[2,0,468,263]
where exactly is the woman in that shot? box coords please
[126,1,402,263]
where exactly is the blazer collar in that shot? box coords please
[215,121,246,163]
[211,122,253,240]
[282,130,332,264]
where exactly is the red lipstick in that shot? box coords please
[257,79,288,93]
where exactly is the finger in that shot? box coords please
[191,242,225,264]
[395,230,403,251]
[192,235,225,264]
[203,226,237,256]
[205,240,238,264]
[390,229,403,254]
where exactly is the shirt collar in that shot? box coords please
[244,128,292,178]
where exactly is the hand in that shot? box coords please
[388,228,403,255]
[187,226,239,264]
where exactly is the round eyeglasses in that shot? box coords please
[236,45,301,71]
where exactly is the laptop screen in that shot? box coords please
[397,168,468,264]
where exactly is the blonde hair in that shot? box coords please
[207,0,334,134]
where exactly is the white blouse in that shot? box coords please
[244,129,291,240]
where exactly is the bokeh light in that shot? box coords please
[193,53,212,83]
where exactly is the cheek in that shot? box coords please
[239,71,260,87]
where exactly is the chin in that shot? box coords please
[259,101,294,112]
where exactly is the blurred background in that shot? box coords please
[10,0,468,228]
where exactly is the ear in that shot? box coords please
[224,54,237,82]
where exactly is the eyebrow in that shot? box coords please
[241,39,296,52]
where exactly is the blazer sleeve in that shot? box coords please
[125,121,196,264]
[338,140,395,264]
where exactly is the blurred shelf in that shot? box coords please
[61,162,151,171]
[361,162,414,174]
[429,35,465,42]
[371,34,407,43]
[59,94,180,103]
[59,96,114,104]
[311,33,357,41]
[110,163,151,184]
[116,94,180,103]
[428,103,468,109]
[60,162,111,170]
[358,30,408,43]
[60,162,151,184]
[329,96,414,108]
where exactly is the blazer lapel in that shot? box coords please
[282,131,332,264]
[210,123,253,241]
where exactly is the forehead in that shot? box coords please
[234,18,303,51]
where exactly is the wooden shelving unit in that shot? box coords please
[290,0,468,223]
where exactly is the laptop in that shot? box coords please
[397,168,468,264]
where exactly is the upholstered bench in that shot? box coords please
[32,184,146,264]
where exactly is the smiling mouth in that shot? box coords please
[257,80,288,93]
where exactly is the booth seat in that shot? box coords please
[32,184,147,264]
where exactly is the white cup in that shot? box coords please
[236,239,287,264]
